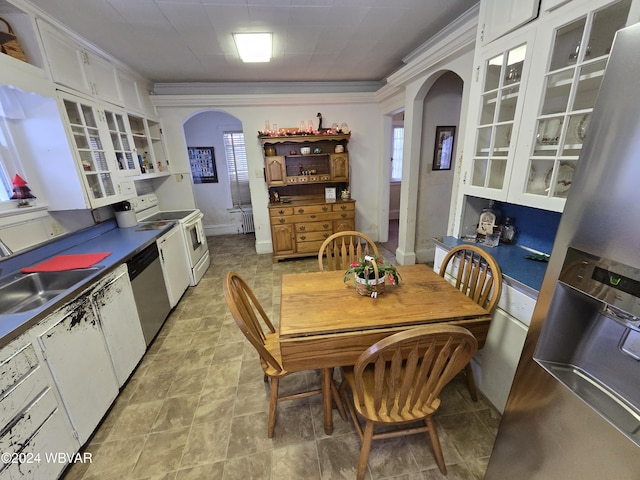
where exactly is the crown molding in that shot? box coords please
[152,81,382,96]
[386,5,479,87]
[150,91,378,108]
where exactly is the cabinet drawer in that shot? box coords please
[296,221,332,233]
[296,240,327,253]
[296,231,332,243]
[271,215,295,225]
[0,365,49,428]
[269,207,294,216]
[294,212,342,223]
[0,344,40,396]
[294,204,332,215]
[0,387,58,455]
[333,202,355,212]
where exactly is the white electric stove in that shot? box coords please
[132,194,210,286]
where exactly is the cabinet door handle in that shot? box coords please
[298,208,305,214]
[322,206,328,211]
[310,214,317,219]
[300,235,306,240]
[340,205,347,210]
[323,224,329,229]
[341,214,347,218]
[323,233,329,238]
[279,218,285,224]
[278,209,285,214]
[299,225,306,231]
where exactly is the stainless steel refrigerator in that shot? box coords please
[485,23,640,479]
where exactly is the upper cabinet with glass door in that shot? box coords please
[509,0,632,210]
[462,30,535,202]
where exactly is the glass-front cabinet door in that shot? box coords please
[61,95,118,207]
[462,30,534,202]
[509,0,632,210]
[105,109,139,177]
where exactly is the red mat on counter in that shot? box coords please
[21,252,111,273]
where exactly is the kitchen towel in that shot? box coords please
[21,252,111,273]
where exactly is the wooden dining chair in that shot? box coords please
[318,230,379,271]
[438,244,503,401]
[223,271,345,437]
[339,325,478,479]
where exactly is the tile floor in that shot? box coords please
[63,234,500,480]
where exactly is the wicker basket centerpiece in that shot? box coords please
[344,255,400,298]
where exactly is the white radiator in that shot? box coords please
[241,208,254,234]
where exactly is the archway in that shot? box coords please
[183,110,251,236]
[395,69,465,265]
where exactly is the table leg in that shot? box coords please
[322,367,334,435]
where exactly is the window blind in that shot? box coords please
[224,132,251,207]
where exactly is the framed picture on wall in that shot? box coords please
[188,146,218,183]
[432,126,456,171]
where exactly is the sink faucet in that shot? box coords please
[0,238,12,257]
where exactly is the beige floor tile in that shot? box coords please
[63,234,499,480]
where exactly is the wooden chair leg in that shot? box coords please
[331,379,347,421]
[465,362,478,402]
[426,416,446,475]
[357,421,375,480]
[267,376,279,438]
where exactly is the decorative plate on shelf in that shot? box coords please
[576,113,590,142]
[545,162,575,196]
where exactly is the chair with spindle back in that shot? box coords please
[438,244,502,401]
[339,325,478,479]
[224,271,345,437]
[318,230,379,271]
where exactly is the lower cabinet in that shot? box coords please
[269,199,356,262]
[90,264,146,386]
[36,295,119,446]
[0,343,77,480]
[434,244,535,412]
[0,263,152,477]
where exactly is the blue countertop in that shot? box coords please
[0,219,175,346]
[433,236,549,296]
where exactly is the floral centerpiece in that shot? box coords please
[344,255,401,297]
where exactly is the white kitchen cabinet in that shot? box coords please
[104,106,140,178]
[480,0,541,45]
[51,91,136,209]
[90,264,146,386]
[36,296,119,445]
[128,114,170,175]
[38,19,122,106]
[434,244,536,412]
[507,0,633,211]
[459,0,634,214]
[460,28,537,203]
[0,342,77,480]
[158,226,190,307]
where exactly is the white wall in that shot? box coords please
[415,71,464,263]
[183,111,242,235]
[153,96,380,254]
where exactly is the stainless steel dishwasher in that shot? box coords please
[127,243,171,345]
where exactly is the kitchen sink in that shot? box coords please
[0,268,102,315]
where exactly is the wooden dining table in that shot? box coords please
[279,263,493,434]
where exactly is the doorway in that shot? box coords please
[383,111,404,253]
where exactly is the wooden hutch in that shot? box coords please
[260,132,355,262]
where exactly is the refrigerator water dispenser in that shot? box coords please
[534,247,640,446]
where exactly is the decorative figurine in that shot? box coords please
[10,174,36,207]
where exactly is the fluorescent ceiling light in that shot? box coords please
[233,33,272,63]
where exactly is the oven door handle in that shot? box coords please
[184,212,204,245]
